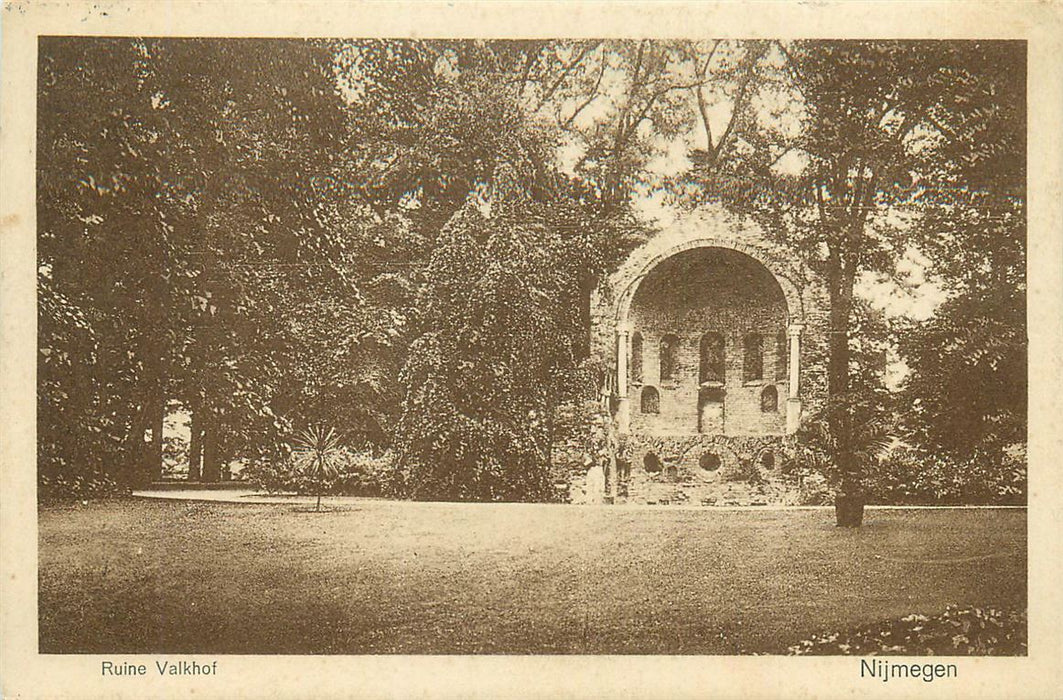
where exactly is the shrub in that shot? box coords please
[788,606,1027,656]
[781,427,1027,506]
[863,443,1026,505]
[244,447,395,498]
[774,443,834,505]
[38,468,128,501]
[331,449,395,497]
[794,470,833,505]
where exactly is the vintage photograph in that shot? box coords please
[35,37,1027,657]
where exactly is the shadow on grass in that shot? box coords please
[38,499,1027,654]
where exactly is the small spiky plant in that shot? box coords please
[797,391,896,526]
[292,426,343,512]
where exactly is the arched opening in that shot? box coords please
[640,386,660,414]
[659,334,680,382]
[699,332,725,384]
[621,242,798,327]
[760,385,778,413]
[760,450,775,470]
[698,386,725,433]
[624,246,791,436]
[743,333,763,382]
[699,452,722,472]
[644,452,663,473]
[630,331,643,384]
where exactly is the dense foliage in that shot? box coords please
[788,606,1027,656]
[864,443,1026,505]
[683,41,1026,505]
[38,39,1025,505]
[38,38,376,486]
[245,447,394,499]
[38,38,656,497]
[38,469,127,502]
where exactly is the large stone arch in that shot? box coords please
[614,239,805,328]
[599,211,811,437]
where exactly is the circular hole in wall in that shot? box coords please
[760,450,775,470]
[699,452,722,472]
[644,452,663,473]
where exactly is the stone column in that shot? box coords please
[616,324,630,433]
[786,323,803,434]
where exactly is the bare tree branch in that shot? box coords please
[561,55,608,129]
[691,39,722,152]
[537,41,601,109]
[713,42,769,162]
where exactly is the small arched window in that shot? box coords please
[699,332,725,384]
[643,452,663,473]
[760,385,779,413]
[743,333,763,382]
[630,331,643,384]
[659,334,680,382]
[776,330,788,381]
[640,386,660,414]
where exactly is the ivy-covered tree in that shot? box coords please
[339,42,645,500]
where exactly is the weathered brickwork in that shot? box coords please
[627,245,789,436]
[617,433,806,506]
[579,206,830,506]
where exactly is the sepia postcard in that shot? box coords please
[2,1,1062,698]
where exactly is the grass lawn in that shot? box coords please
[38,499,1026,655]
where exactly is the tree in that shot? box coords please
[895,40,1026,464]
[37,38,393,487]
[291,426,344,512]
[685,40,1026,524]
[339,41,645,500]
[38,38,190,486]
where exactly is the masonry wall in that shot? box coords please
[616,433,829,506]
[627,246,789,437]
[583,206,832,506]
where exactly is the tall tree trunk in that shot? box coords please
[133,356,166,486]
[126,403,150,487]
[139,294,168,484]
[201,419,221,483]
[188,405,203,481]
[147,391,165,483]
[827,272,863,527]
[827,283,855,476]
